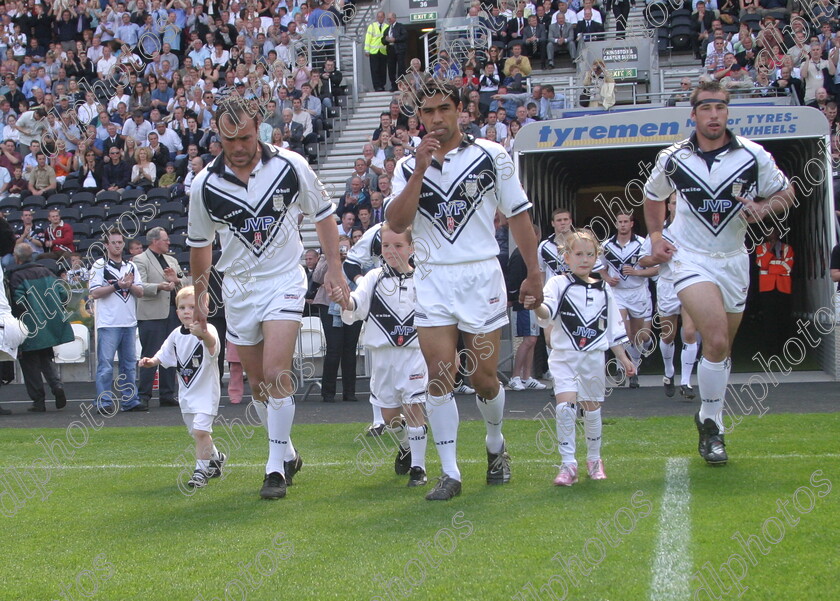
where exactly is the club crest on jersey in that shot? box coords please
[464,180,478,199]
[177,343,204,388]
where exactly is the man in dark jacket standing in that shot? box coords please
[383,13,407,92]
[7,244,73,412]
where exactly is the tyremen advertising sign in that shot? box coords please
[515,106,829,151]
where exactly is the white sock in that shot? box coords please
[476,384,505,454]
[627,344,641,372]
[642,336,656,356]
[265,396,295,475]
[584,408,603,461]
[681,342,698,386]
[697,358,727,432]
[426,393,460,480]
[372,404,385,426]
[556,402,577,465]
[253,400,268,427]
[407,425,427,470]
[660,339,675,379]
[385,420,409,451]
[196,459,210,472]
[285,438,297,461]
[211,444,220,460]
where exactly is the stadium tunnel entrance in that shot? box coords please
[514,107,839,378]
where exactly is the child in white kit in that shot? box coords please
[524,230,636,486]
[139,286,226,489]
[330,224,429,488]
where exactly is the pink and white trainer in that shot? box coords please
[587,459,607,480]
[553,463,578,486]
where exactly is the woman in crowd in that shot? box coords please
[128,146,156,191]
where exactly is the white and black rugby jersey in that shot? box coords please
[390,135,531,265]
[537,274,628,353]
[342,265,419,350]
[538,233,567,283]
[343,222,384,282]
[89,258,142,328]
[601,234,649,289]
[155,324,221,415]
[644,131,789,254]
[640,224,675,281]
[187,142,334,278]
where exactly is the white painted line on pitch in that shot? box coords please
[650,457,691,601]
[3,453,838,471]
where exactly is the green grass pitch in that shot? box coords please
[1,413,837,601]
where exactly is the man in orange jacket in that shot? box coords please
[755,227,794,353]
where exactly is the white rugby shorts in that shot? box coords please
[656,278,681,317]
[549,349,608,402]
[668,247,749,314]
[224,265,307,346]
[368,347,427,408]
[183,412,216,435]
[413,258,508,334]
[614,285,653,320]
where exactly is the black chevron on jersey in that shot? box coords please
[104,261,134,302]
[367,273,417,347]
[403,152,496,244]
[555,277,610,351]
[602,236,644,281]
[667,155,757,236]
[540,234,567,275]
[174,340,204,389]
[202,160,300,256]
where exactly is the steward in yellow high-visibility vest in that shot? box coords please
[365,11,389,91]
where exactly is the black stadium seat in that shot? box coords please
[95,191,121,206]
[47,193,72,209]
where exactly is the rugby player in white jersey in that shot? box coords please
[388,78,543,500]
[644,81,795,465]
[598,212,658,388]
[188,96,349,499]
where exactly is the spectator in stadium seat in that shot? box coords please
[705,37,728,73]
[183,156,204,195]
[15,107,47,150]
[41,208,74,255]
[28,153,56,197]
[128,146,157,191]
[504,43,533,77]
[370,112,396,142]
[522,14,548,69]
[77,149,105,193]
[547,11,576,68]
[123,109,153,145]
[367,192,384,224]
[102,147,131,192]
[337,176,371,218]
[804,44,836,104]
[0,139,21,174]
[280,109,305,156]
[146,130,171,175]
[458,110,483,138]
[346,158,378,194]
[691,2,715,60]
